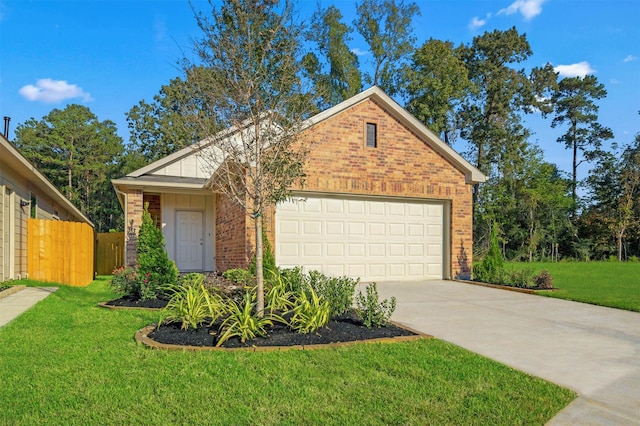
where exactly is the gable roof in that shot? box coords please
[302,86,486,184]
[115,86,485,189]
[0,134,93,226]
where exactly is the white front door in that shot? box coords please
[176,210,203,271]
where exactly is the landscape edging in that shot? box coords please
[0,285,26,300]
[135,322,431,352]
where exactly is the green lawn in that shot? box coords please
[0,277,574,425]
[508,261,640,312]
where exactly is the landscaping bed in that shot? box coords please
[145,310,419,349]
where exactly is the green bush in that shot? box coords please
[222,268,255,286]
[289,286,330,334]
[473,223,504,283]
[307,271,358,317]
[110,266,141,298]
[629,256,639,263]
[503,268,535,288]
[160,273,224,330]
[277,267,307,294]
[355,283,396,328]
[264,269,295,312]
[216,291,282,346]
[137,205,178,299]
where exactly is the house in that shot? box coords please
[0,133,93,281]
[112,87,486,281]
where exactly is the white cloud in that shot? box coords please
[19,78,92,103]
[553,62,595,78]
[498,0,546,21]
[623,54,638,63]
[350,48,368,57]
[468,16,487,30]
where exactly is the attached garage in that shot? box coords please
[276,194,450,281]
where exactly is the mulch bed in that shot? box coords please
[147,310,419,349]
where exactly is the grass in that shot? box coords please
[0,277,574,425]
[507,261,640,312]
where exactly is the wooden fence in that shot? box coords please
[96,232,124,275]
[27,219,94,287]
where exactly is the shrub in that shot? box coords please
[137,205,178,299]
[503,268,535,288]
[629,256,639,263]
[160,273,224,330]
[110,266,140,298]
[264,269,295,313]
[473,223,504,283]
[222,268,255,286]
[216,291,282,346]
[534,270,554,289]
[307,271,358,317]
[276,267,306,294]
[289,286,330,334]
[355,283,396,328]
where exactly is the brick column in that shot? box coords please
[125,189,144,266]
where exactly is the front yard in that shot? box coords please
[0,277,574,425]
[507,261,640,312]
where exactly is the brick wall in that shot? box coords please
[125,189,143,266]
[143,193,161,229]
[291,98,474,279]
[215,193,250,271]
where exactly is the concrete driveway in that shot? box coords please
[375,280,640,425]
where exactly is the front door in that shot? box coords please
[176,210,203,271]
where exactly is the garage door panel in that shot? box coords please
[276,196,444,281]
[303,243,322,257]
[368,243,386,256]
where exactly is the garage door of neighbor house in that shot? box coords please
[275,195,446,281]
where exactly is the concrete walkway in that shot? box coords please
[375,280,640,425]
[0,287,58,327]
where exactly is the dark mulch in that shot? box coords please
[148,310,417,348]
[104,295,169,309]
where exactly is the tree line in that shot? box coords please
[11,0,640,261]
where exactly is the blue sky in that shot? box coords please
[1,0,638,181]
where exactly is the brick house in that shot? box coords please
[112,87,485,281]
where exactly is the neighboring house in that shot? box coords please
[0,133,93,281]
[112,87,486,281]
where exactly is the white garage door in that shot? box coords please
[275,195,444,281]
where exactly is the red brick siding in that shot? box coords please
[125,189,143,266]
[215,193,250,271]
[143,193,161,229]
[290,98,474,279]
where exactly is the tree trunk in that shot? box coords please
[571,120,578,215]
[254,213,264,316]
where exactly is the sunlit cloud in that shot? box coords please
[553,62,595,78]
[468,16,487,30]
[623,54,638,63]
[350,48,368,57]
[498,0,546,21]
[19,78,92,103]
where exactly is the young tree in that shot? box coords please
[301,5,362,109]
[402,38,471,144]
[353,0,420,94]
[13,104,125,232]
[551,75,613,211]
[183,0,313,314]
